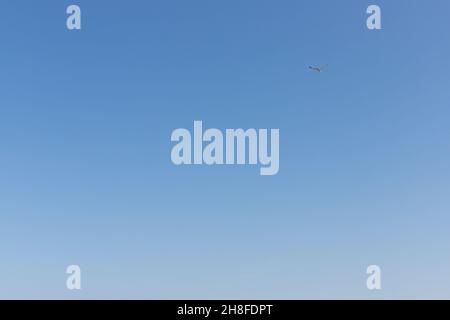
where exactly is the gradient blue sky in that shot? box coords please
[1,0,450,299]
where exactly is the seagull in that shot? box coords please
[308,65,326,73]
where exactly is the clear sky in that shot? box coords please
[1,0,449,299]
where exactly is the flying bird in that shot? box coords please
[308,65,326,73]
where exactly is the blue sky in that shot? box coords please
[1,0,450,299]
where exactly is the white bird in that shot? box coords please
[308,65,326,73]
